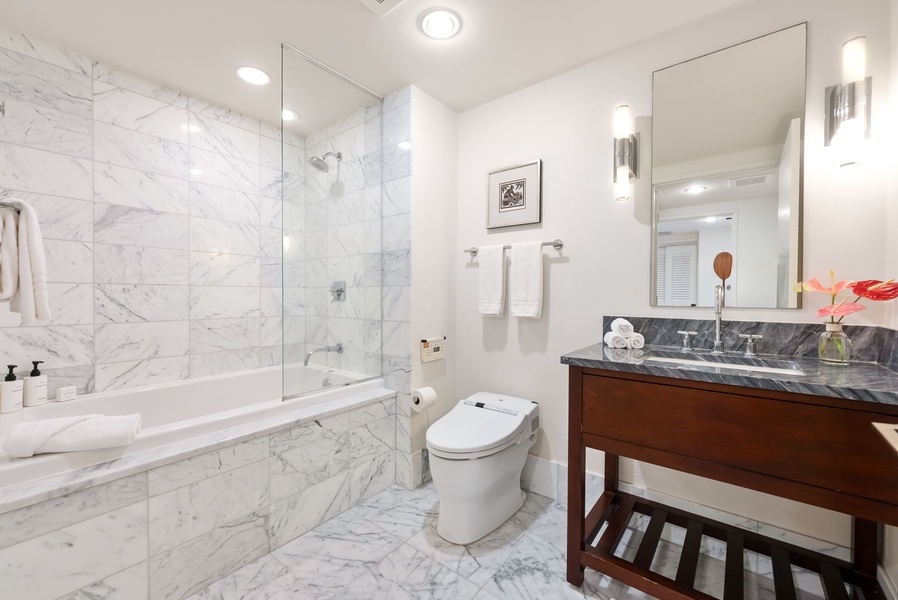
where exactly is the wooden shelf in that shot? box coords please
[579,491,885,600]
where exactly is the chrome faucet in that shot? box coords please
[303,343,343,366]
[712,285,725,354]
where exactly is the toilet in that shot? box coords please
[426,392,540,545]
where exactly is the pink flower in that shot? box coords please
[815,301,866,318]
[795,271,897,323]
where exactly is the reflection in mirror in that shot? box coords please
[651,23,806,308]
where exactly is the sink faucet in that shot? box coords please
[304,343,343,366]
[712,285,725,354]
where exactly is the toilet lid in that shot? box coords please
[426,395,530,455]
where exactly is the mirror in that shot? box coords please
[651,24,806,308]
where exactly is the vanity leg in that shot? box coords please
[567,367,586,586]
[605,452,619,494]
[851,518,880,579]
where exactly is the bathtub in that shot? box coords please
[0,363,380,496]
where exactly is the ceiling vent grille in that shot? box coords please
[728,173,773,189]
[356,0,407,16]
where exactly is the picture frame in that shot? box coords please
[487,159,542,229]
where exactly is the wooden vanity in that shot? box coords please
[566,363,898,600]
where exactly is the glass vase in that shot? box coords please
[818,322,852,365]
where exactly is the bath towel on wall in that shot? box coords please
[478,245,506,316]
[2,199,51,324]
[509,241,543,318]
[0,208,19,301]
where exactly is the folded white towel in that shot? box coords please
[627,333,645,349]
[509,242,543,318]
[611,318,634,338]
[478,245,506,316]
[0,208,19,301]
[604,331,628,349]
[2,414,141,458]
[5,199,50,324]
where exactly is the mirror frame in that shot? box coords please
[649,23,807,309]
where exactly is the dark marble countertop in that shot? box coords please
[561,343,898,407]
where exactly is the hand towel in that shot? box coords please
[2,414,142,458]
[478,245,506,316]
[5,199,51,324]
[0,208,19,300]
[509,242,543,318]
[604,331,628,349]
[627,333,645,349]
[611,318,634,338]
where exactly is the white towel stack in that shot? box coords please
[0,199,51,324]
[607,318,645,350]
[2,414,142,458]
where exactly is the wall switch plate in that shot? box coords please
[421,337,446,363]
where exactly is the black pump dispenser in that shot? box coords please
[30,361,43,377]
[5,365,17,381]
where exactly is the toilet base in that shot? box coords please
[429,440,531,545]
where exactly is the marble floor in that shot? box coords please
[187,484,828,600]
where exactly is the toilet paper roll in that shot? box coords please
[411,386,437,412]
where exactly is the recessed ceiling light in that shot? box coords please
[236,66,271,85]
[684,185,707,194]
[702,216,719,223]
[282,109,298,122]
[420,9,462,39]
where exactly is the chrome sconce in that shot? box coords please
[613,104,638,201]
[824,36,872,167]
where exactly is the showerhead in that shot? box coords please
[307,151,343,173]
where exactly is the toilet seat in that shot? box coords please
[426,393,538,460]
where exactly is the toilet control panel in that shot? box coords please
[463,398,519,415]
[420,336,447,363]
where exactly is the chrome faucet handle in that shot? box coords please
[677,330,698,352]
[738,333,763,357]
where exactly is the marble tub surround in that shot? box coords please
[0,391,397,600]
[187,483,829,600]
[0,25,304,396]
[601,315,892,363]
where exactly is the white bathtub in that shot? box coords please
[0,364,379,494]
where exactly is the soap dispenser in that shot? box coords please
[0,365,23,414]
[23,361,47,407]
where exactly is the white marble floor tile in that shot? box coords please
[509,493,568,550]
[184,554,288,600]
[350,484,440,541]
[340,543,481,600]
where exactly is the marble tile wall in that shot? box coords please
[285,93,388,394]
[0,27,300,396]
[0,396,396,600]
[375,88,414,487]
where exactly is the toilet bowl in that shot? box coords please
[426,392,540,545]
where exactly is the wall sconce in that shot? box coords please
[824,36,872,167]
[613,104,638,201]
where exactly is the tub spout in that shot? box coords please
[304,343,343,366]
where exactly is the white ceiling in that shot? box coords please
[0,0,755,130]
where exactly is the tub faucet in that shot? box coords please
[304,343,343,366]
[711,285,725,354]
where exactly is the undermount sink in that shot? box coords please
[645,355,805,377]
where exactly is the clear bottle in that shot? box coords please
[0,365,23,414]
[23,361,48,407]
[818,323,852,365]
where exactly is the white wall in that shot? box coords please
[408,87,458,453]
[456,0,891,554]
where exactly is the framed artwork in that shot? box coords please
[487,160,542,229]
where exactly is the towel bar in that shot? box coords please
[463,239,563,257]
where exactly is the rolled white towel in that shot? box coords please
[604,331,627,349]
[2,414,141,458]
[611,318,634,338]
[627,333,645,349]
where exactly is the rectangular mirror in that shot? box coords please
[651,23,807,308]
